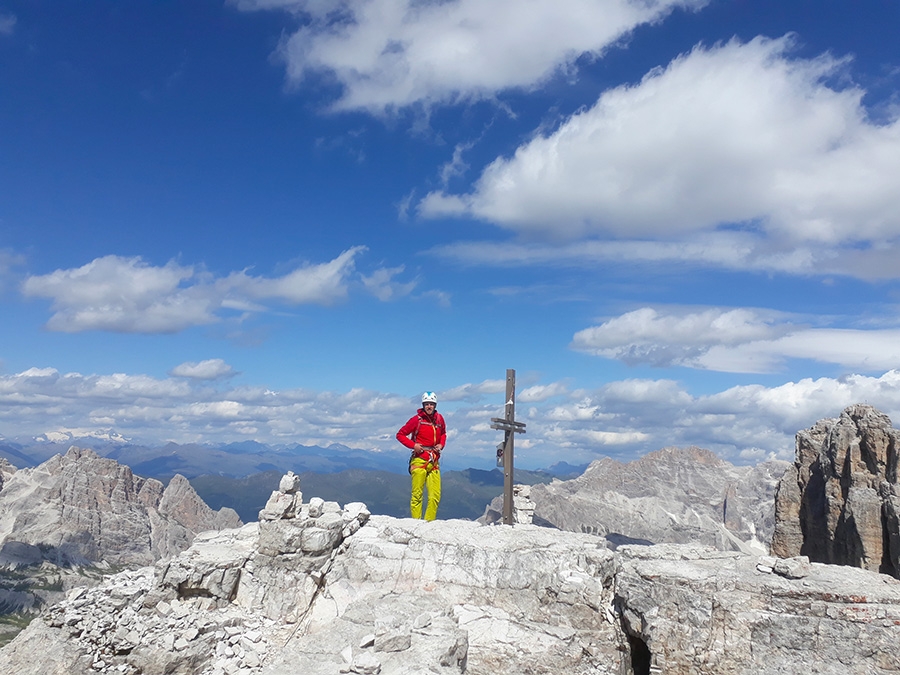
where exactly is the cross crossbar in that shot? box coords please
[490,418,526,433]
[490,417,526,428]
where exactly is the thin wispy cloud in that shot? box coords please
[428,235,819,274]
[360,265,418,301]
[169,359,237,380]
[0,248,25,292]
[0,12,15,36]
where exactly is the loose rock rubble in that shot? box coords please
[43,566,275,675]
[1,473,370,675]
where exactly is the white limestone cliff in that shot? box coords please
[0,447,241,568]
[482,447,787,554]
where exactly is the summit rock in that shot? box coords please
[2,491,899,674]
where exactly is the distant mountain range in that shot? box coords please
[192,466,567,522]
[0,438,407,476]
[0,437,587,479]
[0,437,588,523]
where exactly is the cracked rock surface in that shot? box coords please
[3,471,900,674]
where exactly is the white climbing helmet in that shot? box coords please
[422,391,438,405]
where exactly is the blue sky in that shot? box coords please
[2,0,900,470]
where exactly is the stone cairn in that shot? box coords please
[258,471,306,521]
[511,484,536,524]
[478,483,536,525]
[37,471,370,675]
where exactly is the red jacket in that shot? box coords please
[397,409,447,462]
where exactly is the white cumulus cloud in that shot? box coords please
[518,382,570,402]
[238,0,708,112]
[3,365,900,467]
[421,37,900,279]
[20,249,371,333]
[441,379,506,402]
[572,306,900,374]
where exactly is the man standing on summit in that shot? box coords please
[397,392,446,521]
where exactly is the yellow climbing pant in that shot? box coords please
[410,458,441,521]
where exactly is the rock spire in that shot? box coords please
[772,404,900,577]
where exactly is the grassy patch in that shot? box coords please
[0,613,34,648]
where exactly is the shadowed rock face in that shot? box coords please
[0,459,13,492]
[772,404,900,577]
[484,447,788,554]
[0,447,241,567]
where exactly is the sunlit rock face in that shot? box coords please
[0,446,241,568]
[773,404,900,577]
[3,476,900,675]
[0,446,243,637]
[484,446,788,554]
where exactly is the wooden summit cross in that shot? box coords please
[490,369,526,525]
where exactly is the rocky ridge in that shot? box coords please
[483,446,788,553]
[772,403,900,577]
[0,446,241,568]
[0,447,241,642]
[3,472,900,675]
